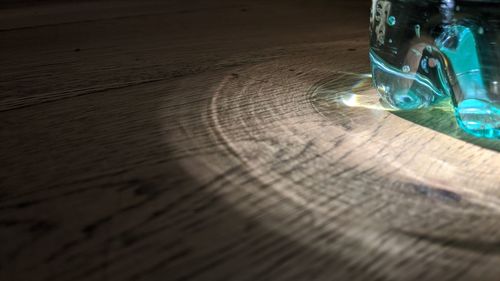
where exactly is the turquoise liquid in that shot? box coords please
[369,0,500,138]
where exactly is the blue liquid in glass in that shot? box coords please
[369,0,500,138]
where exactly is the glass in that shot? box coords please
[369,0,500,138]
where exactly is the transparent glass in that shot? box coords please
[369,0,500,138]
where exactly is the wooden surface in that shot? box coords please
[1,1,500,280]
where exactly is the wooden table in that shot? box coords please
[1,1,500,280]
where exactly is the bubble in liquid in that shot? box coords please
[402,65,411,72]
[387,16,396,26]
[415,24,421,37]
[490,81,499,95]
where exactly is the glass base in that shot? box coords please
[455,99,500,139]
[370,51,500,139]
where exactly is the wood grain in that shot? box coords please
[1,1,499,281]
